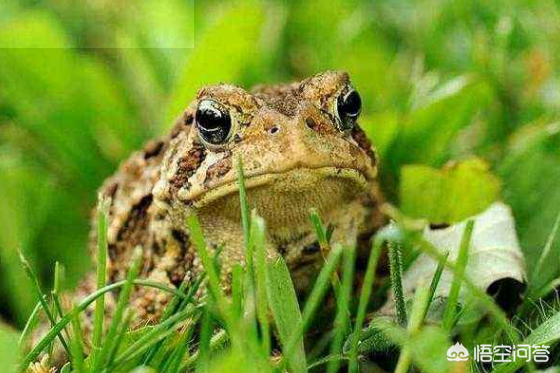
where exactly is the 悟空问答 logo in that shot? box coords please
[447,342,469,362]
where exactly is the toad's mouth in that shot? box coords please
[190,167,370,230]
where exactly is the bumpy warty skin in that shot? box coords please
[32,71,386,365]
[99,70,385,319]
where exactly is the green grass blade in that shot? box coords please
[230,264,244,319]
[237,155,251,247]
[327,246,355,373]
[308,355,349,370]
[143,275,204,365]
[442,220,474,330]
[48,263,67,366]
[19,279,188,371]
[184,329,228,371]
[52,261,63,298]
[238,157,262,358]
[535,277,560,299]
[186,214,228,316]
[51,262,71,344]
[189,207,264,366]
[281,245,344,372]
[490,309,560,373]
[187,213,251,363]
[118,326,181,367]
[529,208,560,297]
[196,308,213,373]
[394,282,432,373]
[18,299,43,348]
[388,241,407,326]
[422,252,448,322]
[393,341,412,372]
[69,303,85,373]
[52,293,70,338]
[93,246,142,371]
[19,252,71,356]
[48,263,61,364]
[525,308,560,346]
[299,244,343,339]
[92,195,110,361]
[408,283,432,333]
[164,321,197,373]
[348,238,383,373]
[308,208,328,248]
[113,307,198,365]
[167,275,204,318]
[251,212,270,355]
[427,253,448,304]
[106,310,134,368]
[308,209,344,317]
[266,256,307,373]
[536,208,560,274]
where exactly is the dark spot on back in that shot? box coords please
[110,194,153,282]
[170,141,206,189]
[171,229,189,254]
[116,194,153,243]
[170,111,192,139]
[170,126,181,139]
[108,243,118,261]
[105,182,119,199]
[143,140,164,159]
[184,111,194,126]
[152,240,163,256]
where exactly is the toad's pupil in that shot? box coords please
[337,90,362,119]
[196,101,231,145]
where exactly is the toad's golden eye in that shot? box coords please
[336,88,362,131]
[195,99,232,145]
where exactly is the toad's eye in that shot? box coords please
[336,89,361,130]
[195,99,232,146]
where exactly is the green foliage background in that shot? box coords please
[0,0,559,345]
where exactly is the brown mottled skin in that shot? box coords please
[101,70,384,315]
[33,71,385,362]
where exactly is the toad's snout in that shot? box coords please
[239,107,377,182]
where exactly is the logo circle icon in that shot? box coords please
[447,342,469,362]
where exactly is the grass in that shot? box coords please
[388,241,407,326]
[91,195,110,365]
[347,238,383,373]
[441,220,474,331]
[14,164,560,373]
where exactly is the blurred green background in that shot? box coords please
[0,0,559,339]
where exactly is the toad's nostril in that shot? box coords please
[269,126,280,134]
[305,117,317,130]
